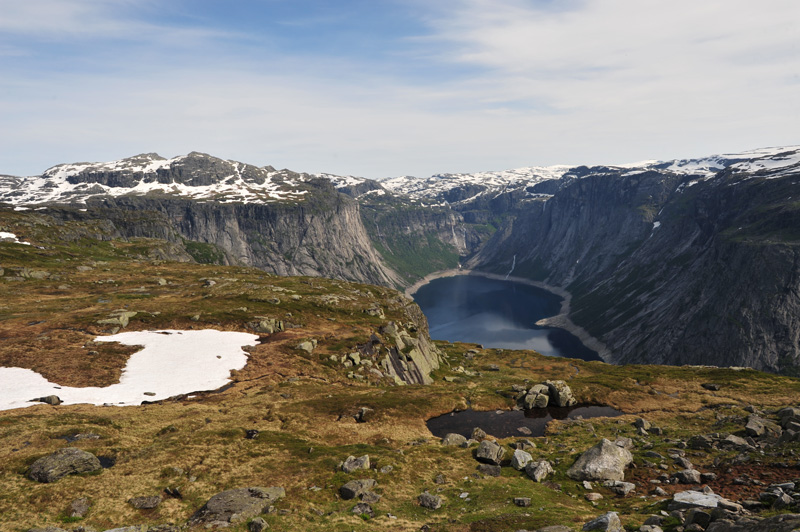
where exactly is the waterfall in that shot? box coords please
[505,254,516,280]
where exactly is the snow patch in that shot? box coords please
[0,329,259,411]
[0,231,30,245]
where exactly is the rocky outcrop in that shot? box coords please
[28,448,102,483]
[189,486,285,526]
[567,439,633,482]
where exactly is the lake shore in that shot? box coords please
[405,268,614,363]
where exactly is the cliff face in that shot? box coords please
[84,186,402,288]
[468,166,800,373]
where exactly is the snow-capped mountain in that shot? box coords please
[0,152,312,206]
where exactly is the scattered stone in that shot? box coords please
[517,426,533,435]
[582,511,622,531]
[602,480,635,496]
[379,465,393,474]
[669,490,726,510]
[351,502,374,517]
[471,427,487,441]
[585,492,604,502]
[419,491,442,510]
[634,418,652,431]
[128,495,161,509]
[673,469,702,484]
[546,380,578,407]
[342,455,370,473]
[536,527,573,532]
[514,497,532,507]
[477,464,502,477]
[189,487,285,526]
[248,517,268,532]
[296,340,316,354]
[701,383,721,391]
[434,473,447,484]
[511,449,533,471]
[525,392,549,409]
[28,448,103,483]
[69,497,91,518]
[360,491,381,504]
[525,460,554,482]
[475,440,505,465]
[245,429,260,439]
[442,433,468,447]
[340,479,377,500]
[567,439,633,482]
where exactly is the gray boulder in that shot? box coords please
[475,440,505,465]
[583,511,622,531]
[28,448,102,483]
[342,455,370,473]
[339,479,377,500]
[546,380,577,407]
[441,433,468,447]
[419,491,442,510]
[189,486,285,526]
[477,464,502,477]
[745,415,781,438]
[602,480,635,496]
[249,517,268,532]
[69,497,91,518]
[567,439,633,482]
[536,527,574,532]
[31,395,62,405]
[525,392,549,409]
[128,495,161,509]
[351,502,374,517]
[511,449,533,470]
[525,460,554,482]
[673,469,701,484]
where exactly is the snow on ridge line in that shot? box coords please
[0,231,30,245]
[0,329,260,411]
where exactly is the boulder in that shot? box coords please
[477,464,502,477]
[546,380,578,407]
[475,440,505,465]
[189,486,285,526]
[511,449,533,471]
[441,433,468,447]
[342,455,370,473]
[745,415,781,438]
[524,392,549,409]
[351,502,374,517]
[128,495,161,509]
[567,439,633,482]
[28,448,103,483]
[471,427,487,441]
[31,395,61,405]
[339,479,377,500]
[673,469,702,484]
[669,490,726,510]
[419,491,442,510]
[634,418,651,431]
[582,511,623,531]
[249,517,268,532]
[525,460,554,482]
[69,497,91,518]
[514,497,532,507]
[536,527,574,532]
[602,480,635,496]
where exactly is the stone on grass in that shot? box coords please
[249,517,268,532]
[128,495,161,509]
[477,464,502,477]
[342,455,370,473]
[514,497,531,507]
[419,491,442,510]
[546,380,577,407]
[351,502,374,518]
[189,486,285,526]
[567,439,632,482]
[339,479,377,500]
[441,433,468,447]
[28,448,102,483]
[673,469,701,484]
[582,511,622,531]
[69,497,91,518]
[475,440,505,465]
[511,449,533,471]
[525,460,554,482]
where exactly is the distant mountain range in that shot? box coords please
[3,145,800,374]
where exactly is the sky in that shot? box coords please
[1,0,799,178]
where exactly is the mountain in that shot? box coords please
[3,146,800,374]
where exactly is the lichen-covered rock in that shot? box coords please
[475,440,505,465]
[441,433,468,447]
[525,460,554,482]
[342,455,370,473]
[582,511,623,531]
[511,449,533,470]
[339,479,377,500]
[28,448,102,483]
[546,380,577,407]
[567,439,632,482]
[419,491,442,510]
[189,486,285,526]
[128,495,161,509]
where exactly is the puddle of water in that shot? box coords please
[426,405,624,439]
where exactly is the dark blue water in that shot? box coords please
[412,275,600,361]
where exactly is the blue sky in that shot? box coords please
[1,0,799,178]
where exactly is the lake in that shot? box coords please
[412,275,601,361]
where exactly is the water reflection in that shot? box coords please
[426,405,624,439]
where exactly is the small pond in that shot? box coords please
[426,405,624,439]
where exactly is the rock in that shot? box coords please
[70,497,91,518]
[634,418,652,431]
[673,469,701,484]
[525,460,554,482]
[249,517,269,532]
[342,455,370,473]
[685,508,712,529]
[189,486,285,526]
[602,480,635,496]
[475,440,505,465]
[28,448,103,483]
[442,433,468,447]
[419,491,442,510]
[546,380,577,407]
[517,426,533,435]
[471,427,487,441]
[128,495,161,509]
[515,439,537,451]
[351,502,374,517]
[536,527,574,532]
[669,490,726,510]
[582,511,623,531]
[477,464,502,477]
[31,395,61,405]
[720,434,755,451]
[567,439,633,482]
[245,429,260,439]
[525,392,549,409]
[339,479,377,500]
[296,340,315,354]
[639,526,663,532]
[701,383,721,391]
[585,492,604,501]
[511,449,533,471]
[745,415,781,437]
[26,528,69,532]
[514,497,532,507]
[360,491,381,504]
